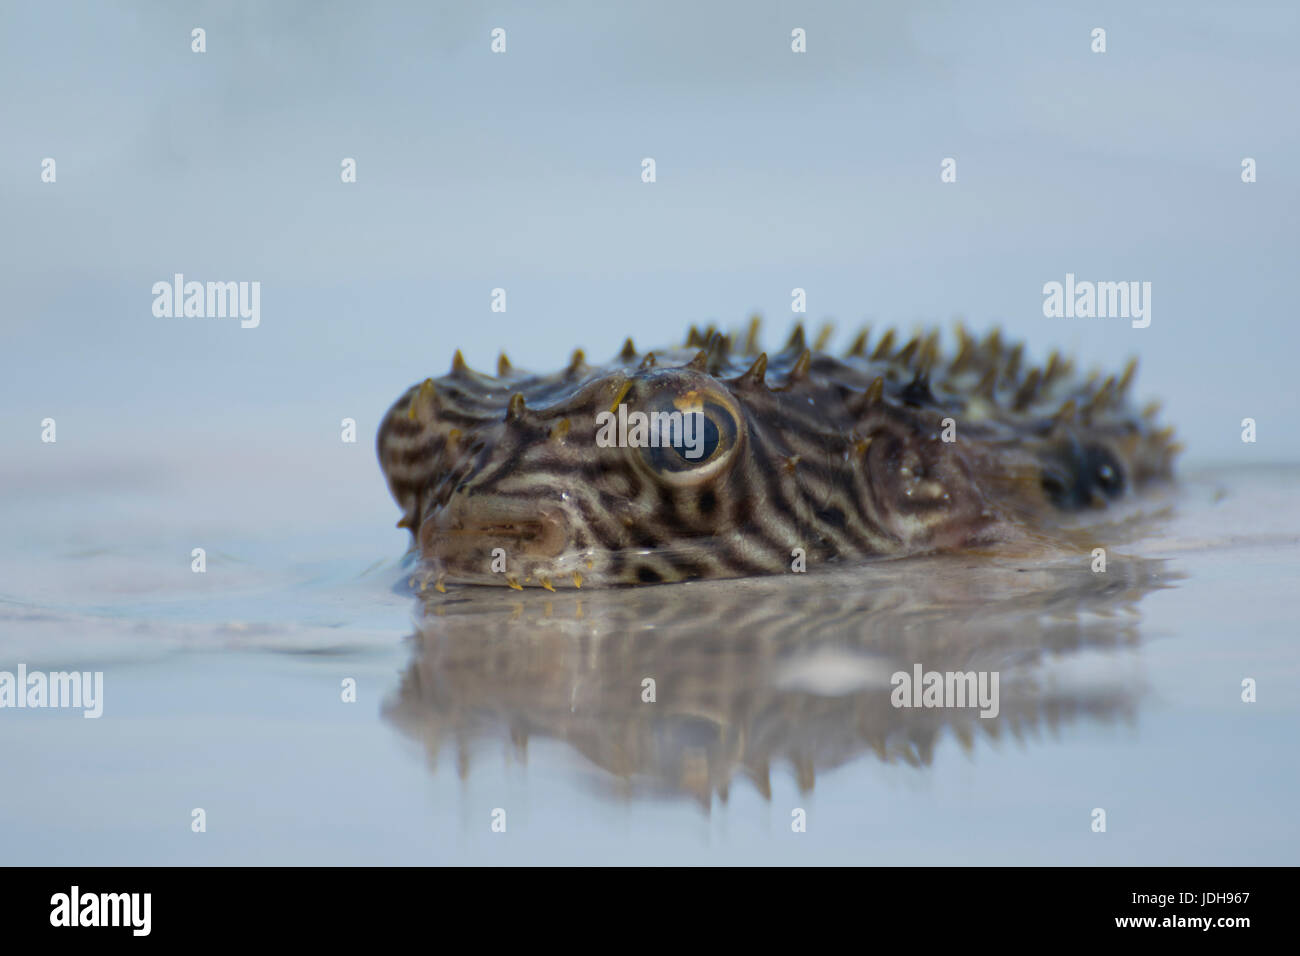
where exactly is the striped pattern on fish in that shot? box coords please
[377,319,1179,589]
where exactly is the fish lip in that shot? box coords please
[418,501,570,563]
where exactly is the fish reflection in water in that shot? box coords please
[382,553,1176,807]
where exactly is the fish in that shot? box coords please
[377,319,1179,589]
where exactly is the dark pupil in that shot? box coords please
[669,414,720,463]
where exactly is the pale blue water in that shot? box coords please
[1,451,1296,864]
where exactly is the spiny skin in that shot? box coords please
[377,319,1179,590]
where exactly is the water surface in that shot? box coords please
[2,456,1295,865]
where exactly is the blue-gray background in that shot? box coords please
[2,0,1297,468]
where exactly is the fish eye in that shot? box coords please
[655,414,722,466]
[630,388,742,486]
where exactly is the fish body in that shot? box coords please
[377,321,1178,589]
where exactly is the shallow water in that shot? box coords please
[1,457,1297,865]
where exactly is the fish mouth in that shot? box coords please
[418,499,571,572]
[442,521,547,541]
